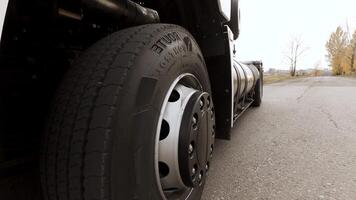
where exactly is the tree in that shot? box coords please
[325,26,349,75]
[313,60,322,76]
[347,30,356,72]
[285,36,308,76]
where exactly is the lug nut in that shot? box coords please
[192,115,198,129]
[188,144,194,155]
[192,167,196,175]
[205,164,209,171]
[199,99,204,109]
[198,172,203,182]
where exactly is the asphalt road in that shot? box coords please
[202,76,356,200]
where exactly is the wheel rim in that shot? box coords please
[155,73,216,200]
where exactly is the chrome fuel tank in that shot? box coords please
[232,60,260,97]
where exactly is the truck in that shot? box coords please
[0,0,263,199]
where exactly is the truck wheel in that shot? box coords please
[41,24,216,200]
[252,73,263,107]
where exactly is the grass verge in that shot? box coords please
[264,74,295,84]
[263,74,312,84]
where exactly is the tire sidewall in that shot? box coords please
[110,27,210,200]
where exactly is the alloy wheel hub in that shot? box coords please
[157,81,215,197]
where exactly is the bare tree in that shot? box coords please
[313,60,322,76]
[285,36,308,76]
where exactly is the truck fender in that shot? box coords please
[205,26,235,140]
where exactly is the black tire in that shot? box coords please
[41,24,212,200]
[252,72,263,107]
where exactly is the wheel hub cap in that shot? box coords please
[178,92,215,187]
[157,80,215,198]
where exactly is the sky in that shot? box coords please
[235,0,356,70]
[0,0,9,41]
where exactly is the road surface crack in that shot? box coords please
[297,83,314,102]
[318,106,339,129]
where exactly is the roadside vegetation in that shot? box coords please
[326,27,356,76]
[263,69,321,84]
[266,26,356,85]
[264,73,295,84]
[284,36,309,77]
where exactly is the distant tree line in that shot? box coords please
[326,26,356,75]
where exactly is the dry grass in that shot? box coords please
[264,74,294,84]
[263,73,313,84]
[337,72,356,79]
[350,72,356,78]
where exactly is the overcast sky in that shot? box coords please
[235,0,356,70]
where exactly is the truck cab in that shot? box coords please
[0,1,263,199]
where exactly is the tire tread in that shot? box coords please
[42,24,177,200]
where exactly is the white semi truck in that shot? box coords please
[0,0,263,199]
